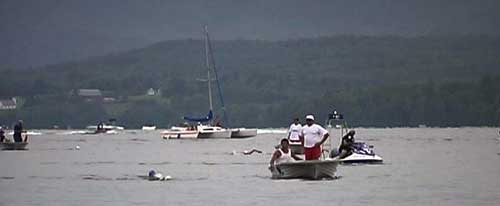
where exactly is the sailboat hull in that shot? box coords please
[198,129,232,139]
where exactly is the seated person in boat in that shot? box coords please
[287,118,302,143]
[269,138,302,169]
[299,115,329,160]
[13,120,24,142]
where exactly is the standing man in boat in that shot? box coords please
[0,126,5,142]
[13,120,23,142]
[287,118,302,143]
[300,115,329,160]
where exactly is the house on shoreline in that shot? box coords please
[0,98,17,110]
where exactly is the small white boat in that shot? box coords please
[142,125,157,131]
[86,125,125,131]
[1,142,28,150]
[197,125,232,139]
[271,159,339,180]
[331,141,383,164]
[326,110,383,164]
[230,128,257,138]
[161,126,199,139]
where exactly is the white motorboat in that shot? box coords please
[86,124,125,131]
[197,125,232,139]
[1,142,28,150]
[326,110,383,164]
[332,142,383,164]
[142,125,157,131]
[271,159,339,180]
[161,126,199,139]
[230,128,257,138]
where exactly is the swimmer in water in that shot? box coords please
[148,170,172,181]
[230,148,263,155]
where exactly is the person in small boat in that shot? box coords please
[300,115,329,160]
[269,138,302,169]
[287,118,302,143]
[96,122,105,133]
[0,126,5,142]
[13,120,23,142]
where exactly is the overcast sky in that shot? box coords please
[1,0,499,68]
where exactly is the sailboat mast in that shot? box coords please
[205,26,214,113]
[204,26,230,127]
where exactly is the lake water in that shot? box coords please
[1,128,499,206]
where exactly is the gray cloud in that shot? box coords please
[1,0,499,68]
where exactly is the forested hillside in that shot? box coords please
[1,35,499,128]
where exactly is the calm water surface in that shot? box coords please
[1,128,499,206]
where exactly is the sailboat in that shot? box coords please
[181,26,232,139]
[200,26,257,138]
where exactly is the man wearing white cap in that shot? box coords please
[300,114,329,160]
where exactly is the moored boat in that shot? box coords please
[142,125,157,131]
[161,126,199,139]
[197,125,232,139]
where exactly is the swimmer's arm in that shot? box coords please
[291,153,302,161]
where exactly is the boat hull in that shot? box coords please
[230,128,257,138]
[1,142,28,150]
[161,131,199,139]
[340,153,383,164]
[272,159,339,180]
[198,130,232,139]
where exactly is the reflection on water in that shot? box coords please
[0,128,499,206]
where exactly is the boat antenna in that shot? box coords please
[204,25,230,127]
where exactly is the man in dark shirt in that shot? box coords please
[0,126,5,142]
[13,120,23,142]
[336,130,356,159]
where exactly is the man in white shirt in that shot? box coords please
[300,114,329,160]
[287,118,302,142]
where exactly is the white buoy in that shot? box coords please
[75,145,80,150]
